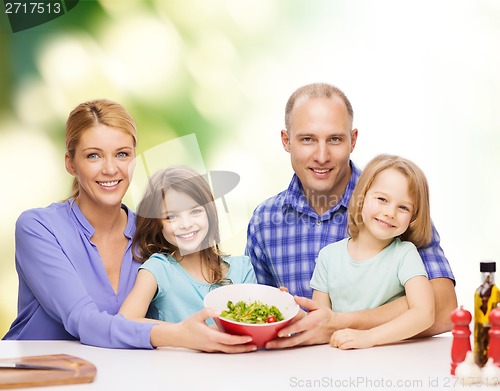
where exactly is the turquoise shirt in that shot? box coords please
[310,238,427,312]
[140,254,257,323]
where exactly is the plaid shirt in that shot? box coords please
[245,161,455,298]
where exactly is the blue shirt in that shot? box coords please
[141,254,257,323]
[245,161,455,298]
[3,200,154,349]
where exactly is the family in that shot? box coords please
[2,83,457,352]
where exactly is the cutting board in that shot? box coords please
[0,354,96,389]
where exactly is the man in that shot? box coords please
[245,83,457,347]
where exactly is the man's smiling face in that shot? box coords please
[281,95,357,211]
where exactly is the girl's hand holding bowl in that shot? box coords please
[204,283,299,349]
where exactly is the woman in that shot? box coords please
[3,99,255,353]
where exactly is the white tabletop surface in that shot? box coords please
[0,334,475,390]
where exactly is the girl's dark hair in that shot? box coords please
[132,166,228,284]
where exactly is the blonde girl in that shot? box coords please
[310,154,435,349]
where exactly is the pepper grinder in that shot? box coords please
[488,304,500,366]
[451,305,472,375]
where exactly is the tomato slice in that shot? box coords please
[265,315,277,323]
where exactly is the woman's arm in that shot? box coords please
[14,211,257,353]
[14,210,155,348]
[150,309,256,352]
[330,276,435,349]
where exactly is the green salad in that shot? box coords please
[220,300,284,324]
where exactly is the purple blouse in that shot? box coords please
[3,200,154,349]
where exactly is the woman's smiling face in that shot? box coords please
[65,124,136,210]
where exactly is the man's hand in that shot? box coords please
[265,296,336,349]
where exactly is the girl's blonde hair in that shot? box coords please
[65,99,137,200]
[132,166,229,285]
[348,154,432,248]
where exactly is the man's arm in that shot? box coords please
[265,296,409,348]
[335,296,408,330]
[331,276,435,349]
[341,277,456,336]
[415,223,457,336]
[415,277,457,337]
[266,277,456,349]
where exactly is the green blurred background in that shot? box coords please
[1,0,499,337]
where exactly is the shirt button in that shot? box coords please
[316,220,322,226]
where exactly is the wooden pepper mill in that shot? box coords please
[451,305,472,375]
[488,304,500,366]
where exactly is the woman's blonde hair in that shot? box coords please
[348,154,432,248]
[132,166,229,285]
[65,99,137,200]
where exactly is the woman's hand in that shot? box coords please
[151,308,257,353]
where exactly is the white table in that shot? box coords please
[0,334,470,390]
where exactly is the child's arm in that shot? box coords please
[330,275,435,349]
[119,269,158,321]
[312,290,332,309]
